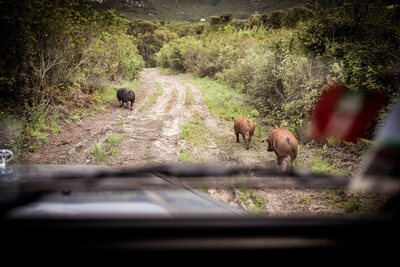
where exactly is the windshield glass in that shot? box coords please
[1,0,399,219]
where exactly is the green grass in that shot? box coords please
[190,78,252,120]
[118,118,125,132]
[238,188,265,215]
[178,148,196,163]
[310,157,331,174]
[190,77,267,138]
[139,82,164,112]
[179,114,211,162]
[105,133,124,156]
[321,189,377,214]
[46,114,61,134]
[109,147,118,156]
[106,133,124,145]
[69,111,82,122]
[0,113,23,159]
[297,189,379,214]
[323,190,359,213]
[344,198,360,213]
[181,114,209,147]
[92,142,105,163]
[310,157,343,176]
[95,84,116,104]
[90,83,118,112]
[22,102,61,151]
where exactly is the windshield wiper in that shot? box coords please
[1,163,349,191]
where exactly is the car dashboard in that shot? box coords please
[0,164,398,265]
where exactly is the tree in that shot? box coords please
[129,20,177,67]
[0,0,143,107]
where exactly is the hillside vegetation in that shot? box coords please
[156,1,400,139]
[88,0,310,21]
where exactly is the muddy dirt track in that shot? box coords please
[21,68,381,215]
[22,68,272,167]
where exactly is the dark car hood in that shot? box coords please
[2,164,244,219]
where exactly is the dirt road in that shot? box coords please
[22,68,272,167]
[21,68,382,215]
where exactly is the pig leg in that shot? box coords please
[277,156,283,166]
[242,134,248,149]
[278,156,287,171]
[236,132,240,142]
[246,137,250,150]
[130,100,133,110]
[290,154,297,168]
[119,100,122,108]
[247,135,253,150]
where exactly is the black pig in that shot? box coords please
[116,88,135,110]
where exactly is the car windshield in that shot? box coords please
[0,0,399,220]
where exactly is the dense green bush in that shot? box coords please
[156,1,400,137]
[158,25,263,75]
[0,0,144,152]
[156,37,191,72]
[216,29,326,133]
[0,0,144,107]
[298,1,400,93]
[166,21,209,37]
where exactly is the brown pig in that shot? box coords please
[234,117,256,150]
[266,128,298,169]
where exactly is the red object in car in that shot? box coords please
[311,84,385,142]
